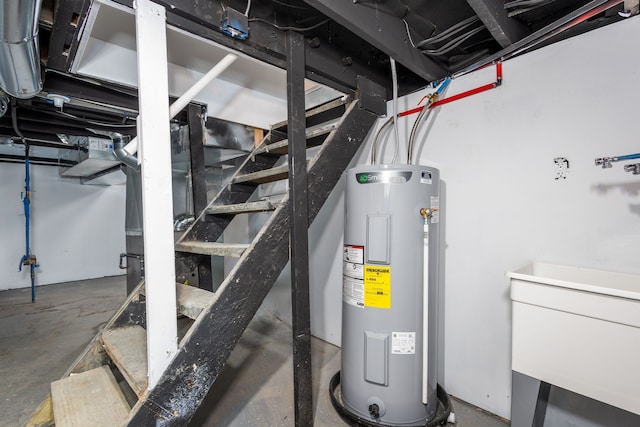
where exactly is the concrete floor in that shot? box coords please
[0,276,508,427]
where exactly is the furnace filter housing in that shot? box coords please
[341,164,440,425]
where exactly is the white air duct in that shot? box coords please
[0,0,43,98]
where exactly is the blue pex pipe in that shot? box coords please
[435,77,452,96]
[616,153,640,161]
[18,155,37,302]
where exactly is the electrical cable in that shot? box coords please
[390,57,400,164]
[402,18,417,48]
[272,0,313,10]
[505,0,557,16]
[244,0,251,16]
[416,16,480,48]
[56,110,138,128]
[421,26,485,56]
[504,0,556,8]
[249,17,330,31]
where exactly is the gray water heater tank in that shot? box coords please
[341,164,440,425]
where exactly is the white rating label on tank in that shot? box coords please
[430,196,440,224]
[392,332,416,354]
[343,261,364,280]
[343,277,364,308]
[343,245,364,264]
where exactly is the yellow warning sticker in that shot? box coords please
[364,265,391,309]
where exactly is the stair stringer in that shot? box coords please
[125,99,380,426]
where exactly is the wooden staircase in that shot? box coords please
[26,89,382,426]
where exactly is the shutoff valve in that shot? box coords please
[420,207,438,223]
[624,163,640,175]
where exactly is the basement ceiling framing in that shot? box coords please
[0,0,632,153]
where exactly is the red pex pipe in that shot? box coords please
[399,61,502,117]
[430,83,496,108]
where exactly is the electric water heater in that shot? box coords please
[340,164,441,425]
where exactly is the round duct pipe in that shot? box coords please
[0,0,43,98]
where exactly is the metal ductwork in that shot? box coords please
[112,133,139,170]
[0,0,43,98]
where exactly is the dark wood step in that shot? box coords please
[51,365,130,426]
[176,241,250,257]
[270,96,348,132]
[101,326,148,396]
[256,121,338,155]
[205,200,277,216]
[232,164,293,185]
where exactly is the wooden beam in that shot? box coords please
[303,0,446,82]
[467,0,529,48]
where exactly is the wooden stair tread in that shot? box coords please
[51,366,130,427]
[255,121,338,155]
[232,164,290,185]
[176,241,250,257]
[176,283,214,319]
[140,282,214,320]
[101,326,148,396]
[205,200,276,215]
[270,96,347,130]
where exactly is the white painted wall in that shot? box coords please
[0,164,126,291]
[262,15,640,420]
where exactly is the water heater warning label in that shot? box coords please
[364,265,391,309]
[343,245,364,264]
[344,262,364,280]
[343,277,364,308]
[392,332,416,354]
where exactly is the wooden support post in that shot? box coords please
[134,0,178,389]
[286,30,313,426]
[187,103,213,291]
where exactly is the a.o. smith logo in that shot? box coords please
[355,171,412,184]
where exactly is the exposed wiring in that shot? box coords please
[272,0,313,10]
[416,16,480,48]
[56,110,138,128]
[249,17,330,31]
[402,18,417,48]
[506,0,557,16]
[504,0,556,8]
[244,0,251,16]
[390,57,400,164]
[421,26,485,56]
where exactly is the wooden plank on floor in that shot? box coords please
[51,366,130,427]
[176,283,214,319]
[24,394,53,427]
[101,326,148,396]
